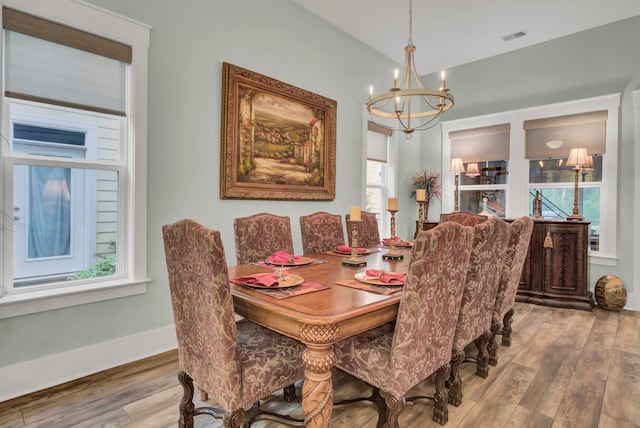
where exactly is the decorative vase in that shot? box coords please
[594,275,627,310]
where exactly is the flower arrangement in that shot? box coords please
[410,169,442,203]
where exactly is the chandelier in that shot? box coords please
[367,0,454,138]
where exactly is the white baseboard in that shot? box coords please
[0,324,178,402]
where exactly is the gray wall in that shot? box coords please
[1,0,638,373]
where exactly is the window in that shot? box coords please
[365,121,393,238]
[525,111,607,251]
[0,1,150,318]
[450,124,510,217]
[442,94,619,263]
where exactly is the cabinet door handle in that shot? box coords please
[543,231,553,248]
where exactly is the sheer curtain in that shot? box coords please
[28,166,71,258]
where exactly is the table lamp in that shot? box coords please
[567,147,588,221]
[465,162,480,178]
[450,158,465,211]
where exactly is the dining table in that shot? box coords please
[229,245,414,428]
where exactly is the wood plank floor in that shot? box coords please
[1,302,639,427]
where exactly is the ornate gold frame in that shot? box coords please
[220,62,336,200]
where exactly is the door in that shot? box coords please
[12,136,87,282]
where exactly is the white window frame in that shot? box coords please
[361,114,398,240]
[0,0,151,318]
[442,93,619,266]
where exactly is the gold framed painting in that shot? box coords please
[220,62,337,200]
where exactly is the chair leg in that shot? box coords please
[223,408,244,428]
[432,364,450,425]
[178,371,196,428]
[283,384,296,402]
[382,391,405,428]
[370,387,387,428]
[200,388,209,401]
[475,330,491,378]
[488,320,500,367]
[502,308,515,346]
[447,349,465,406]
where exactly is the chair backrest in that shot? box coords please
[162,219,241,411]
[345,211,381,247]
[493,216,534,322]
[233,213,294,264]
[387,221,474,397]
[299,211,345,254]
[440,211,489,227]
[452,217,510,351]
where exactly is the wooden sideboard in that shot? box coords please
[416,218,594,311]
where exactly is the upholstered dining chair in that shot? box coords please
[162,219,305,428]
[233,213,295,264]
[333,221,474,426]
[446,217,510,406]
[345,211,381,247]
[488,216,534,366]
[440,211,488,227]
[299,211,345,254]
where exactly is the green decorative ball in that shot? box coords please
[594,275,627,310]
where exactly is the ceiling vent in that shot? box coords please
[502,29,528,42]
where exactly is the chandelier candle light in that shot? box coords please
[383,197,403,260]
[567,147,588,221]
[450,158,465,212]
[366,0,454,138]
[344,206,366,267]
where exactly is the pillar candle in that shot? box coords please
[388,197,398,211]
[350,206,361,221]
[415,189,426,202]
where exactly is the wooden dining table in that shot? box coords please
[229,246,414,428]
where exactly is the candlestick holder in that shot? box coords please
[342,220,367,267]
[383,209,403,260]
[417,200,424,224]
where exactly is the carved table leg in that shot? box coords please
[300,323,338,428]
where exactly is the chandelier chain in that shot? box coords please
[408,0,413,44]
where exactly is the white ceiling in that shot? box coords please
[292,0,640,74]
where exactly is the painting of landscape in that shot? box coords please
[236,86,325,187]
[221,62,336,200]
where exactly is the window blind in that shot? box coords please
[367,121,391,162]
[3,7,131,116]
[524,110,607,158]
[449,123,510,162]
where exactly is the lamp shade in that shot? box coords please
[465,162,480,177]
[567,147,588,168]
[583,155,594,171]
[450,157,465,174]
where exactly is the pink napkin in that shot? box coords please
[267,251,301,264]
[365,269,406,284]
[336,245,367,254]
[235,273,280,287]
[382,236,411,245]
